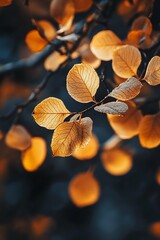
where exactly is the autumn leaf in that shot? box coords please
[5,125,31,151]
[112,45,141,78]
[108,77,142,101]
[94,101,128,115]
[73,0,93,12]
[107,100,143,139]
[68,171,100,207]
[0,0,12,7]
[21,137,47,172]
[138,113,160,148]
[143,56,160,86]
[131,16,152,36]
[66,63,99,103]
[90,30,122,61]
[51,117,93,157]
[101,148,133,176]
[32,97,71,130]
[44,52,67,71]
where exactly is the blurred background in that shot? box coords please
[0,0,160,239]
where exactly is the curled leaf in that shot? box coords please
[5,125,31,151]
[66,63,99,103]
[108,77,142,101]
[90,30,122,61]
[94,101,128,115]
[68,171,100,207]
[107,100,142,139]
[139,113,160,148]
[143,56,160,85]
[32,97,71,130]
[22,137,47,172]
[112,45,141,78]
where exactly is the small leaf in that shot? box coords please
[21,137,47,172]
[5,125,31,151]
[68,171,100,207]
[143,56,160,86]
[139,113,160,148]
[66,63,99,103]
[107,100,142,139]
[90,30,122,61]
[112,45,141,78]
[94,101,128,115]
[44,52,67,71]
[131,16,152,36]
[0,0,12,7]
[108,77,142,101]
[33,97,71,130]
[77,117,93,148]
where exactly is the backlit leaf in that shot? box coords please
[108,77,142,101]
[68,171,100,207]
[112,45,141,78]
[44,52,67,71]
[0,0,12,7]
[72,134,99,160]
[143,56,160,85]
[90,30,122,61]
[138,113,160,148]
[32,97,71,130]
[131,16,152,36]
[5,125,31,151]
[101,148,133,176]
[66,63,99,103]
[94,101,128,115]
[76,117,93,148]
[107,100,142,139]
[22,137,47,172]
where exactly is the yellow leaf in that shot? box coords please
[72,134,99,160]
[108,77,142,101]
[90,30,122,61]
[51,117,93,157]
[21,137,47,172]
[94,101,128,115]
[32,97,71,130]
[107,100,142,139]
[0,0,12,7]
[44,51,67,71]
[101,148,133,176]
[66,63,99,103]
[143,56,160,86]
[5,125,31,151]
[68,171,100,207]
[112,45,141,78]
[138,113,160,148]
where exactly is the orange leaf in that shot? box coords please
[68,171,100,207]
[0,0,12,7]
[131,16,152,36]
[66,63,99,103]
[73,0,93,12]
[107,100,142,139]
[21,137,47,172]
[5,125,31,151]
[138,113,160,148]
[143,56,160,86]
[108,77,142,101]
[101,148,133,176]
[32,97,71,130]
[90,30,122,61]
[44,51,67,71]
[112,45,141,78]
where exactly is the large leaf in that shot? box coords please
[143,56,160,86]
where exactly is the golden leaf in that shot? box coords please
[44,51,67,71]
[68,171,100,207]
[90,30,122,61]
[94,101,128,115]
[51,117,93,157]
[21,137,47,172]
[72,134,99,160]
[32,97,71,130]
[101,148,133,176]
[143,56,160,86]
[107,100,142,139]
[108,77,142,101]
[112,45,141,78]
[66,63,99,103]
[5,125,31,151]
[138,113,160,148]
[0,0,12,6]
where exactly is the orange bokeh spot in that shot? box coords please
[150,222,160,237]
[0,0,12,7]
[21,137,47,172]
[69,171,100,207]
